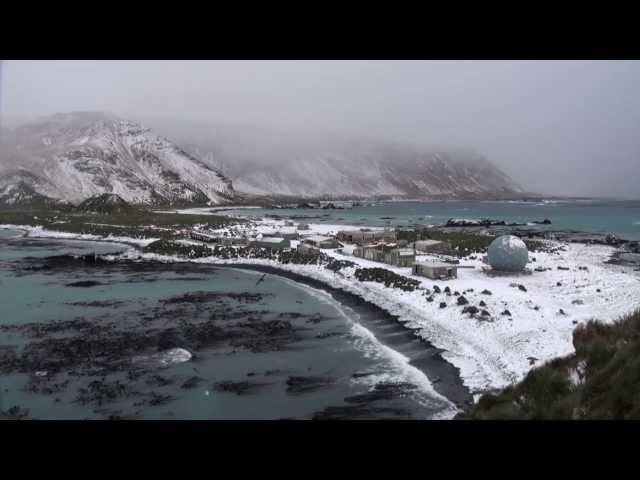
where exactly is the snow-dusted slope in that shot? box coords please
[231,150,522,199]
[0,169,67,208]
[167,124,524,200]
[0,112,234,206]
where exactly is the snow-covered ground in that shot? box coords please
[154,206,262,215]
[135,216,640,395]
[0,224,159,248]
[4,216,640,405]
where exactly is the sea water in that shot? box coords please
[225,199,640,239]
[0,230,453,419]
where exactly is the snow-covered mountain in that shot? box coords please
[149,120,525,200]
[0,112,527,208]
[0,169,68,208]
[0,112,234,206]
[77,193,138,214]
[228,148,522,199]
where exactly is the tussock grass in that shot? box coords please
[457,309,640,420]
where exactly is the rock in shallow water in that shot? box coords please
[134,347,192,367]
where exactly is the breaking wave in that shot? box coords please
[275,274,458,418]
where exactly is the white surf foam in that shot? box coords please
[275,274,458,418]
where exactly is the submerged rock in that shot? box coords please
[213,380,265,395]
[285,376,334,395]
[65,280,104,288]
[1,406,30,419]
[181,376,204,390]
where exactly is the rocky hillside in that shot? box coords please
[156,122,525,200]
[77,193,138,214]
[0,113,528,207]
[0,169,69,209]
[0,112,234,207]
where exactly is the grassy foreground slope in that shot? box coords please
[457,309,640,419]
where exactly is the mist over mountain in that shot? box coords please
[0,112,527,206]
[145,117,526,201]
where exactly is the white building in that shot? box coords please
[302,235,340,249]
[413,261,458,280]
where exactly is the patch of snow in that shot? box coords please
[11,214,639,417]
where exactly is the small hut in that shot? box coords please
[384,248,416,267]
[249,237,291,250]
[412,261,458,280]
[189,231,247,245]
[337,229,396,245]
[274,227,300,240]
[412,239,451,254]
[302,235,339,249]
[353,244,386,262]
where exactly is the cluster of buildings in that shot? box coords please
[187,225,463,281]
[186,224,336,253]
[188,230,248,246]
[341,229,459,280]
[350,239,458,279]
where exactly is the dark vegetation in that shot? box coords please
[144,240,357,273]
[0,209,236,240]
[457,309,640,419]
[76,194,138,215]
[353,267,421,291]
[396,228,549,257]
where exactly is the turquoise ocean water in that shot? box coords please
[227,200,640,239]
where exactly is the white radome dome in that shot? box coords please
[488,235,528,272]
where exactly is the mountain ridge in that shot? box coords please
[0,112,531,208]
[149,119,527,201]
[0,112,234,207]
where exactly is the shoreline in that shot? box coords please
[2,226,471,414]
[224,263,473,410]
[4,218,640,406]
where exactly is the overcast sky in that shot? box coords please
[2,60,639,198]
